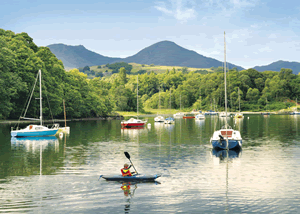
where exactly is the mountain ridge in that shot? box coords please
[47,41,300,74]
[47,41,244,70]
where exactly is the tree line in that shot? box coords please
[1,29,300,121]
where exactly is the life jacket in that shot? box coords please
[121,168,132,177]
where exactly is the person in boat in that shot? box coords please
[121,163,135,177]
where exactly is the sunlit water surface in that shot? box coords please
[1,114,300,213]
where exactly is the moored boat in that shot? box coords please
[195,113,205,120]
[100,174,161,182]
[210,32,243,150]
[154,115,165,122]
[183,113,195,119]
[210,126,242,150]
[121,118,147,128]
[11,69,59,137]
[164,117,175,124]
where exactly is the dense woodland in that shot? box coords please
[1,29,300,120]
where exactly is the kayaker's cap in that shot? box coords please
[124,163,129,168]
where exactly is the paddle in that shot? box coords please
[124,152,138,175]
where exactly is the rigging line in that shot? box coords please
[23,71,39,118]
[44,82,55,124]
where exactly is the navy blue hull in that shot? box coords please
[101,174,160,181]
[211,139,242,150]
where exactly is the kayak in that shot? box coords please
[100,174,161,182]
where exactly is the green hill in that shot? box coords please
[48,41,244,70]
[253,60,300,74]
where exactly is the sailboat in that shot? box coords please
[234,87,244,119]
[121,76,147,128]
[11,70,59,137]
[154,87,165,122]
[210,32,242,150]
[290,98,300,115]
[261,98,270,115]
[164,89,175,124]
[173,94,184,118]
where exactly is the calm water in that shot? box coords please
[1,114,300,213]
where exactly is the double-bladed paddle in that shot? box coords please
[124,152,138,174]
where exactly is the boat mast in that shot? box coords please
[39,69,43,125]
[224,32,228,129]
[137,75,139,119]
[238,87,240,112]
[63,99,67,127]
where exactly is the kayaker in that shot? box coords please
[121,163,135,177]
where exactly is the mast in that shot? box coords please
[39,69,42,125]
[180,94,181,110]
[169,89,171,112]
[137,75,139,119]
[63,99,67,127]
[224,32,228,129]
[159,87,161,114]
[238,87,240,112]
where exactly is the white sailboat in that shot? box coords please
[121,76,147,128]
[234,87,244,119]
[291,98,300,115]
[11,70,59,137]
[210,32,242,150]
[164,89,175,124]
[174,94,184,118]
[154,87,165,122]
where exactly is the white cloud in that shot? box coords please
[204,0,258,17]
[154,0,197,23]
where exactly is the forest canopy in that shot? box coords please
[1,29,300,120]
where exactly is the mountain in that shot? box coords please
[253,60,300,74]
[121,41,244,70]
[47,44,121,69]
[47,41,244,70]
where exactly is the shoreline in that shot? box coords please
[0,111,294,124]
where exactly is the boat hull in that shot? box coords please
[211,139,242,150]
[121,123,146,128]
[101,174,161,182]
[11,129,59,137]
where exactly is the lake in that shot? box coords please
[1,114,300,213]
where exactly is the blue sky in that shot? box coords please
[1,0,300,69]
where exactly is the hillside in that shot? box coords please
[253,60,300,74]
[47,41,244,70]
[121,41,244,70]
[47,44,121,69]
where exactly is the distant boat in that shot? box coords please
[173,112,185,118]
[210,32,242,150]
[164,89,175,124]
[234,87,244,119]
[154,88,165,122]
[261,98,270,115]
[11,70,59,137]
[154,115,165,122]
[290,98,300,115]
[204,110,218,116]
[164,117,175,124]
[219,112,230,117]
[121,76,147,128]
[195,113,205,120]
[183,113,195,119]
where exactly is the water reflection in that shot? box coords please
[195,119,205,127]
[121,127,148,139]
[10,136,59,176]
[212,148,242,161]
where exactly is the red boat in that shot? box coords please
[183,113,195,119]
[121,118,147,128]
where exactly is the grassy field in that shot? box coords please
[115,108,190,117]
[90,63,213,75]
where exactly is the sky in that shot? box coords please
[1,0,300,69]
